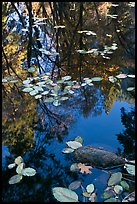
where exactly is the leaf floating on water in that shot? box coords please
[82,191,91,197]
[102,191,114,199]
[22,87,33,92]
[22,167,36,176]
[114,185,123,194]
[23,79,31,84]
[127,74,135,78]
[70,163,79,172]
[8,163,16,169]
[78,163,93,174]
[89,192,97,202]
[120,181,129,190]
[44,97,54,103]
[35,94,42,99]
[16,163,24,174]
[68,180,81,190]
[62,148,74,154]
[81,83,87,86]
[74,136,83,144]
[53,100,61,106]
[14,156,23,165]
[41,91,49,95]
[124,163,135,175]
[54,25,65,29]
[29,90,39,96]
[116,74,127,79]
[62,76,71,81]
[9,174,23,184]
[127,87,135,91]
[66,141,82,149]
[104,197,118,202]
[52,187,78,202]
[86,183,95,194]
[91,77,103,81]
[10,80,18,83]
[28,67,36,73]
[2,78,8,83]
[108,76,117,83]
[60,97,69,101]
[108,172,122,186]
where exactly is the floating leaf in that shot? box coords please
[116,74,127,79]
[54,25,65,29]
[8,163,16,169]
[52,187,78,202]
[35,94,42,99]
[70,163,79,172]
[108,76,117,83]
[53,100,61,106]
[74,136,83,144]
[91,77,103,81]
[89,192,96,202]
[62,148,74,154]
[14,156,23,165]
[120,181,129,190]
[78,163,93,174]
[69,90,75,94]
[9,174,23,184]
[23,79,31,84]
[108,172,122,186]
[22,167,36,176]
[29,90,39,96]
[33,86,44,91]
[86,184,94,194]
[16,163,24,174]
[66,141,82,149]
[2,78,8,83]
[114,185,123,194]
[127,87,135,91]
[10,80,18,83]
[60,97,69,101]
[22,87,33,92]
[72,84,81,89]
[102,191,114,199]
[28,67,36,73]
[62,76,71,81]
[82,192,91,197]
[44,97,54,103]
[68,180,81,190]
[127,75,135,78]
[41,91,49,95]
[124,163,135,175]
[104,197,118,202]
[57,79,64,84]
[36,81,46,85]
[81,83,87,86]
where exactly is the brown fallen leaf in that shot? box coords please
[78,163,93,174]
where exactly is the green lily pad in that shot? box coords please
[53,100,61,106]
[62,76,71,81]
[104,197,118,202]
[74,136,83,144]
[108,172,122,186]
[44,97,54,103]
[68,180,81,190]
[28,67,36,73]
[127,87,135,91]
[124,163,135,175]
[52,187,78,202]
[91,77,103,81]
[9,174,23,184]
[8,163,16,169]
[22,87,33,92]
[120,181,129,190]
[70,163,79,172]
[114,185,123,194]
[22,167,36,176]
[35,95,42,99]
[66,141,82,149]
[29,90,39,96]
[86,184,94,194]
[16,163,24,174]
[14,156,23,165]
[62,148,74,154]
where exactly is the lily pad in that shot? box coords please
[53,100,61,106]
[8,163,16,169]
[120,181,129,190]
[114,185,123,194]
[41,91,49,95]
[2,78,8,83]
[44,97,54,103]
[16,163,24,174]
[35,95,42,99]
[22,87,33,92]
[124,163,135,175]
[102,191,115,199]
[66,141,82,149]
[70,163,79,172]
[62,76,71,81]
[108,172,122,186]
[60,97,69,101]
[62,148,74,154]
[86,184,94,194]
[9,174,23,184]
[14,156,23,165]
[28,67,36,73]
[104,197,118,202]
[127,87,135,91]
[127,74,135,78]
[74,136,83,144]
[82,191,91,197]
[52,187,78,202]
[22,167,36,176]
[108,76,117,83]
[68,180,81,190]
[91,77,103,81]
[116,74,127,79]
[29,90,39,96]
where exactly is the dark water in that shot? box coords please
[2,2,135,202]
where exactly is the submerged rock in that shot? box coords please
[74,146,125,169]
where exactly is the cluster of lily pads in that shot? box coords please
[8,156,36,184]
[52,136,135,202]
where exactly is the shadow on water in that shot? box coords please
[2,2,135,202]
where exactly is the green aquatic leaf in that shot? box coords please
[116,74,127,79]
[35,94,42,99]
[127,74,135,78]
[53,100,61,106]
[62,148,74,154]
[74,136,83,144]
[60,97,69,101]
[86,184,94,194]
[52,187,78,202]
[62,76,71,81]
[108,76,117,83]
[66,141,82,149]
[114,185,123,194]
[68,180,81,190]
[69,90,75,94]
[2,78,8,83]
[91,77,103,81]
[70,163,79,172]
[104,197,118,202]
[108,172,122,186]
[44,97,54,103]
[9,174,23,184]
[22,87,33,92]
[16,163,24,174]
[81,83,87,86]
[124,163,135,175]
[23,80,31,84]
[82,191,91,197]
[36,81,46,85]
[8,163,16,169]
[14,156,23,165]
[10,80,19,83]
[28,67,36,73]
[33,86,44,91]
[22,167,36,176]
[41,91,49,95]
[29,90,39,96]
[120,181,129,190]
[127,87,135,91]
[102,191,114,199]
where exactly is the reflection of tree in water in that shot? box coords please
[116,107,135,160]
